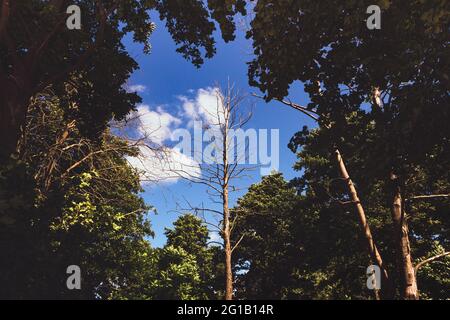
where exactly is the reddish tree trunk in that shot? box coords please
[222,116,233,300]
[336,150,393,299]
[390,177,419,300]
[223,185,233,300]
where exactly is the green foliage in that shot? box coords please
[0,0,253,159]
[232,173,305,299]
[164,214,224,299]
[232,173,367,299]
[220,0,450,299]
[233,153,449,299]
[243,0,449,187]
[114,214,225,300]
[287,115,449,299]
[415,242,450,300]
[152,245,203,300]
[0,91,153,299]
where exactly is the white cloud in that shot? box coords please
[126,145,200,185]
[178,96,197,123]
[179,87,225,127]
[125,104,200,185]
[133,104,181,145]
[125,84,147,93]
[123,86,226,185]
[208,231,223,246]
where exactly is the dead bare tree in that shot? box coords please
[167,84,254,300]
[119,83,254,300]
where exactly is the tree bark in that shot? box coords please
[335,149,393,299]
[222,106,233,300]
[390,175,419,300]
[223,185,233,300]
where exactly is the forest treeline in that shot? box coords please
[0,1,449,299]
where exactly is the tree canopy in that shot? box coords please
[0,0,448,300]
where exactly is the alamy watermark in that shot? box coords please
[366,265,381,290]
[367,5,381,30]
[66,5,81,30]
[66,265,81,290]
[171,121,280,176]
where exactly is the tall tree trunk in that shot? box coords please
[335,149,393,299]
[222,108,233,300]
[390,174,419,300]
[223,185,233,300]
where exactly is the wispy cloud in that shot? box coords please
[126,145,201,185]
[208,231,223,246]
[178,87,224,127]
[123,87,225,185]
[125,84,147,93]
[124,103,199,185]
[133,104,181,145]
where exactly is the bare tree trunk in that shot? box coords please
[335,149,393,299]
[222,111,233,300]
[390,175,419,300]
[171,85,249,300]
[223,185,233,300]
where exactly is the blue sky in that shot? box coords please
[123,14,315,247]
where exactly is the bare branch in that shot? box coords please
[252,93,320,122]
[207,241,224,248]
[231,234,245,253]
[415,252,450,275]
[407,194,450,201]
